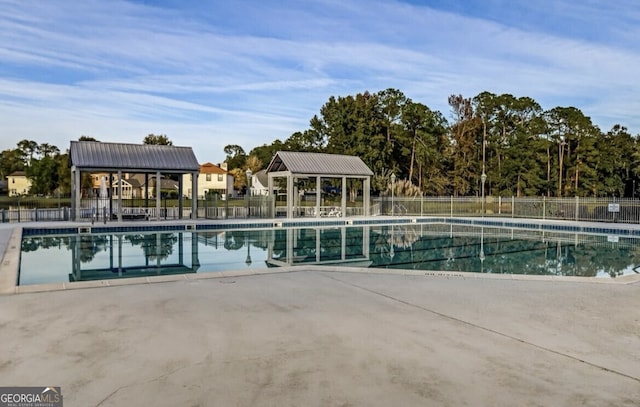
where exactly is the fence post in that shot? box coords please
[575,196,579,221]
[420,194,423,217]
[542,196,546,220]
[498,196,502,214]
[450,196,453,218]
[511,196,514,218]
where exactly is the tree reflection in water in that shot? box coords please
[370,226,640,277]
[125,233,178,262]
[224,230,247,251]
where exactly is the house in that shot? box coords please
[249,169,270,195]
[110,177,141,199]
[7,171,32,196]
[182,162,234,199]
[88,172,181,199]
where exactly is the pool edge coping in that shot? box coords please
[8,264,640,295]
[0,227,22,295]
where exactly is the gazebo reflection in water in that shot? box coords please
[69,232,200,282]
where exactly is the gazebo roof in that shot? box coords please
[266,151,373,176]
[69,141,200,172]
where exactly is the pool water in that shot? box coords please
[19,224,640,285]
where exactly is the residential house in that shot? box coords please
[110,177,142,199]
[7,171,31,196]
[249,169,270,195]
[182,162,234,199]
[89,172,181,199]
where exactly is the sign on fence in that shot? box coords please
[608,203,620,213]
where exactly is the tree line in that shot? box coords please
[228,89,639,197]
[3,89,639,198]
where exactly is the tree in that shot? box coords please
[474,93,546,196]
[599,125,636,197]
[544,107,599,196]
[143,134,173,145]
[377,88,407,144]
[27,153,60,195]
[79,136,99,142]
[400,100,447,188]
[245,155,262,175]
[38,143,60,158]
[249,140,285,169]
[56,152,71,194]
[448,94,481,196]
[228,168,246,192]
[17,139,38,167]
[0,149,25,179]
[223,144,247,170]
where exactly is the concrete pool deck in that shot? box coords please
[1,218,639,406]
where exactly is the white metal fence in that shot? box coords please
[2,195,638,224]
[372,196,640,223]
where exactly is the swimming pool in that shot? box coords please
[18,221,640,285]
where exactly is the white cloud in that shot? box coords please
[0,0,639,163]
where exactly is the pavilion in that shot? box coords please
[265,151,373,218]
[69,141,200,221]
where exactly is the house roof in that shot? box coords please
[266,151,373,176]
[199,162,227,174]
[255,169,268,186]
[158,178,179,189]
[8,171,27,177]
[69,141,200,172]
[114,178,142,188]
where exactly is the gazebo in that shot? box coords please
[69,141,200,221]
[266,151,373,218]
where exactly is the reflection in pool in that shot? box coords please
[19,224,640,285]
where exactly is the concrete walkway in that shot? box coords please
[1,218,640,406]
[1,270,639,406]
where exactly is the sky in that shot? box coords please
[1,0,639,164]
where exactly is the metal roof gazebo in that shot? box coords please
[265,151,373,218]
[69,141,200,222]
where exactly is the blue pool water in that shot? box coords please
[19,223,640,285]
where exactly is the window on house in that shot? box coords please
[218,174,223,181]
[206,174,211,181]
[12,178,15,183]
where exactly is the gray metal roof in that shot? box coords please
[266,151,373,176]
[69,141,200,172]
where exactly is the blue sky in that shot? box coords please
[1,0,639,164]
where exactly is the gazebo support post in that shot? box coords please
[73,167,81,221]
[341,176,347,218]
[117,170,122,222]
[156,171,161,221]
[315,176,321,218]
[191,171,197,219]
[178,176,183,219]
